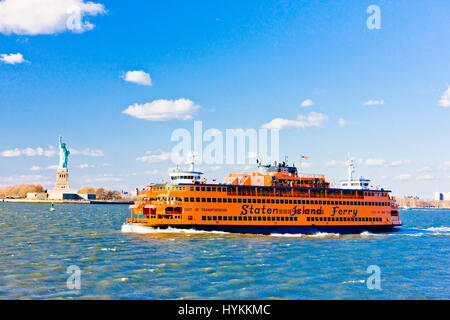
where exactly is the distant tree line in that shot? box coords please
[0,184,44,198]
[77,187,125,200]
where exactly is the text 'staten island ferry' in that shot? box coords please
[124,158,401,234]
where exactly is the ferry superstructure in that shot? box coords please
[126,159,401,234]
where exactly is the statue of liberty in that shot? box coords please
[58,136,70,170]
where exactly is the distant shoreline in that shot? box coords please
[0,198,133,205]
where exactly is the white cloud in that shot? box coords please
[417,174,434,180]
[363,100,385,106]
[0,52,27,64]
[393,174,412,181]
[0,0,106,35]
[122,70,152,86]
[30,164,63,171]
[123,98,200,121]
[337,118,346,127]
[0,174,52,185]
[439,86,450,107]
[364,158,386,166]
[1,147,56,157]
[70,148,104,157]
[390,160,411,166]
[137,150,183,163]
[262,112,327,130]
[325,160,346,166]
[2,146,103,157]
[77,163,95,169]
[300,99,314,107]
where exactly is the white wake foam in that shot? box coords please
[423,226,450,233]
[121,224,229,235]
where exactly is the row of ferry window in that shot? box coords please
[202,215,299,222]
[184,197,390,207]
[152,186,388,198]
[188,186,387,197]
[200,216,384,222]
[307,216,383,222]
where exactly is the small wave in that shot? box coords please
[308,232,340,238]
[342,280,365,284]
[423,226,450,233]
[269,233,304,238]
[121,224,229,235]
[101,247,117,251]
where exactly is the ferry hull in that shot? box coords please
[142,224,400,235]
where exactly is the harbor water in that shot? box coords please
[0,203,448,299]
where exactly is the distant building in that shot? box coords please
[444,192,450,201]
[435,192,444,201]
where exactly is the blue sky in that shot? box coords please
[0,0,449,198]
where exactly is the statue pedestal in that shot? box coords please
[47,169,78,200]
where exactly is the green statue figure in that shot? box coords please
[58,136,70,170]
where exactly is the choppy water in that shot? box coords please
[0,203,448,299]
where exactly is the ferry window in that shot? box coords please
[196,187,200,191]
[201,198,206,202]
[207,198,211,203]
[207,216,211,221]
[243,217,247,221]
[258,217,262,221]
[257,199,261,204]
[280,200,284,204]
[271,199,275,204]
[206,187,210,192]
[302,200,306,204]
[201,187,205,191]
[351,218,354,221]
[339,217,343,221]
[212,187,216,192]
[227,198,232,203]
[289,200,292,204]
[276,217,280,221]
[238,216,242,221]
[242,198,247,203]
[293,200,297,204]
[223,216,227,221]
[212,198,217,203]
[218,216,222,221]
[318,200,322,205]
[280,217,284,221]
[184,197,188,202]
[236,198,241,203]
[190,197,194,202]
[190,187,194,191]
[233,216,237,221]
[217,198,222,203]
[202,216,206,221]
[233,198,237,203]
[213,216,217,221]
[331,217,335,221]
[195,197,200,202]
[294,217,298,221]
[263,217,267,221]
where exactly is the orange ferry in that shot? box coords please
[125,158,401,234]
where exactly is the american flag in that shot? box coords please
[301,155,309,160]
